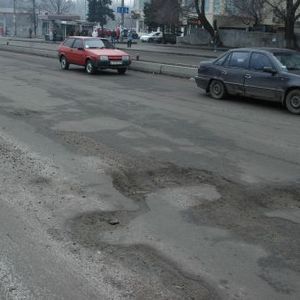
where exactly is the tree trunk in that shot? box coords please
[285,18,296,48]
[194,0,222,46]
[285,0,296,48]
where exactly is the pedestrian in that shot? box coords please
[92,29,98,38]
[127,31,133,48]
[53,30,57,42]
[29,27,32,38]
[116,27,120,43]
[111,30,117,46]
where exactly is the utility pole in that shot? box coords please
[33,0,36,36]
[13,0,16,36]
[121,0,125,27]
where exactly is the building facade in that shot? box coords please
[181,0,283,29]
[131,0,150,32]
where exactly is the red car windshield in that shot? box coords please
[84,39,114,49]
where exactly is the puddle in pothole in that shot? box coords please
[148,184,221,209]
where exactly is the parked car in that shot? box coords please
[195,48,300,114]
[121,29,139,39]
[155,33,178,44]
[58,37,131,74]
[140,32,162,43]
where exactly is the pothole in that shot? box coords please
[66,210,136,248]
[66,211,220,300]
[111,163,218,202]
[29,176,51,186]
[10,109,40,117]
[149,185,221,209]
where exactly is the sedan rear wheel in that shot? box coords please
[209,80,226,99]
[286,89,300,114]
[60,56,69,70]
[86,60,96,74]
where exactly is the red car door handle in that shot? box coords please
[244,74,252,79]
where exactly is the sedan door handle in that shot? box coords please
[244,74,252,79]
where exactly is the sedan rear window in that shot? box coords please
[214,53,228,65]
[228,52,250,69]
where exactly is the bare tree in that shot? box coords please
[230,0,266,26]
[39,0,74,15]
[194,0,221,45]
[265,0,300,48]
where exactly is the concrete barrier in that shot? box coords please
[0,44,197,78]
[129,61,197,78]
[160,64,197,78]
[0,44,57,58]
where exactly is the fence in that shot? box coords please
[178,28,286,48]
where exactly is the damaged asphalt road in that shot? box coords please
[0,51,299,300]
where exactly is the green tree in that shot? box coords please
[143,1,159,31]
[87,0,114,29]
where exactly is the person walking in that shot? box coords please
[116,27,121,43]
[127,31,133,48]
[111,30,117,46]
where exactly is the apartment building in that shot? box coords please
[131,0,150,32]
[181,0,244,27]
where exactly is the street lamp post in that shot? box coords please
[33,0,36,36]
[121,0,124,27]
[13,0,16,36]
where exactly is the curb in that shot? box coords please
[0,44,197,78]
[119,46,218,59]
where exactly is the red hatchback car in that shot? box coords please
[58,36,131,74]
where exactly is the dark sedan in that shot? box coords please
[195,48,300,114]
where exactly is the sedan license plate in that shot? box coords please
[110,61,122,65]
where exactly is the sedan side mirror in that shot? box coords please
[263,66,277,75]
[78,47,85,51]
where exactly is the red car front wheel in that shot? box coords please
[60,56,69,70]
[86,60,96,75]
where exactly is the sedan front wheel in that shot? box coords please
[209,80,226,100]
[86,60,96,75]
[286,89,300,114]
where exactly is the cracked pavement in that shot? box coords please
[0,51,299,299]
